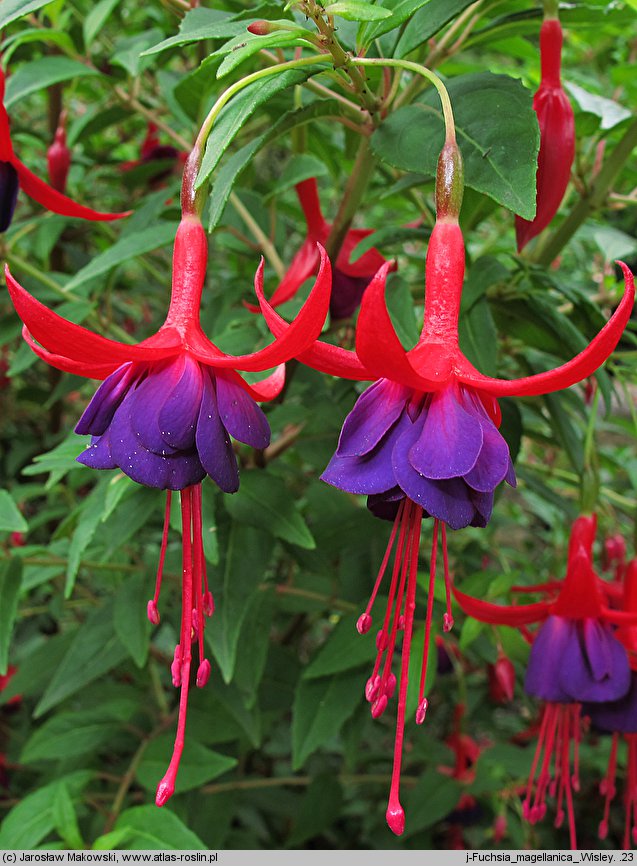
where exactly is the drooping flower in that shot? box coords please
[5,207,331,805]
[586,559,637,848]
[0,62,129,230]
[248,177,394,320]
[259,138,634,834]
[488,649,516,704]
[455,515,637,848]
[515,13,575,251]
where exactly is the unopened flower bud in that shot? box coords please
[47,114,71,194]
[435,140,464,221]
[488,652,516,704]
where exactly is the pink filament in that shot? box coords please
[624,734,637,850]
[598,733,618,840]
[155,484,213,807]
[147,490,172,624]
[522,703,580,849]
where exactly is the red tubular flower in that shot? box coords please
[488,650,516,704]
[515,15,575,252]
[455,516,637,848]
[247,177,394,320]
[5,213,331,805]
[47,112,71,194]
[258,139,633,834]
[0,63,129,230]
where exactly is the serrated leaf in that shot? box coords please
[292,669,362,768]
[0,772,91,850]
[35,599,128,716]
[135,735,237,795]
[0,489,28,533]
[225,471,315,549]
[325,1,392,21]
[0,558,22,676]
[4,57,99,108]
[113,806,206,850]
[65,222,178,291]
[371,72,539,219]
[207,523,274,683]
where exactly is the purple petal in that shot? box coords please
[561,620,630,703]
[392,416,475,529]
[524,617,573,702]
[505,457,517,488]
[409,386,483,480]
[196,376,239,493]
[586,675,637,734]
[75,363,134,436]
[109,394,205,490]
[215,375,270,450]
[469,489,494,528]
[77,431,116,470]
[337,378,410,458]
[462,395,511,493]
[330,269,371,320]
[367,487,405,522]
[322,410,413,495]
[0,162,19,233]
[157,355,204,450]
[127,361,185,455]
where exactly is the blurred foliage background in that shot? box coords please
[0,0,636,851]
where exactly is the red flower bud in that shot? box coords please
[515,17,575,251]
[47,114,71,194]
[247,20,274,36]
[488,652,515,704]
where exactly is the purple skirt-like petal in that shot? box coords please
[525,616,631,704]
[75,362,133,436]
[336,378,409,459]
[216,374,270,451]
[196,375,239,494]
[586,674,637,734]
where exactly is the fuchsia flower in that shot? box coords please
[0,63,129,231]
[5,205,331,805]
[586,559,637,848]
[46,112,71,194]
[455,515,637,848]
[260,139,634,834]
[248,177,394,320]
[515,14,575,251]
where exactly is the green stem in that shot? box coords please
[536,117,637,266]
[355,57,456,143]
[325,137,375,264]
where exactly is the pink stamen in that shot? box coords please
[147,490,172,624]
[441,523,454,631]
[359,500,404,624]
[156,486,195,807]
[598,733,618,840]
[417,519,439,712]
[196,659,211,688]
[357,613,372,634]
[385,504,422,835]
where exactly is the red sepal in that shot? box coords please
[453,585,550,626]
[21,326,121,379]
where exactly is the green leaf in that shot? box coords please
[458,297,498,377]
[325,2,392,21]
[371,72,539,219]
[286,774,344,847]
[207,101,338,230]
[0,0,57,29]
[198,66,326,188]
[0,631,75,706]
[0,489,28,533]
[65,222,178,291]
[4,57,99,108]
[142,8,241,56]
[136,735,237,795]
[111,30,164,77]
[207,522,274,683]
[65,479,110,598]
[225,470,315,549]
[567,82,631,131]
[113,805,207,850]
[0,772,91,849]
[265,154,329,199]
[233,587,275,708]
[21,708,127,762]
[215,32,309,79]
[35,599,128,716]
[83,0,120,49]
[403,768,463,836]
[0,559,22,676]
[303,615,376,680]
[52,783,84,850]
[360,0,434,42]
[394,0,476,57]
[114,572,152,668]
[292,669,362,768]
